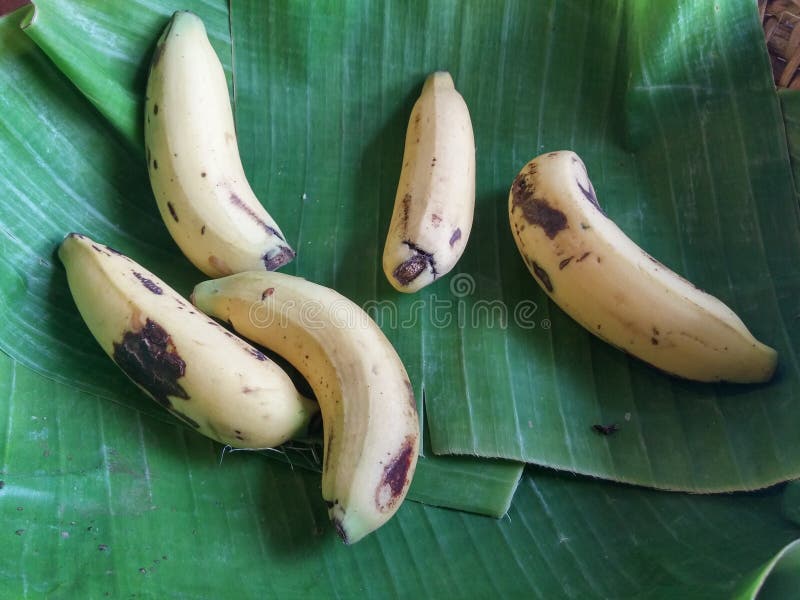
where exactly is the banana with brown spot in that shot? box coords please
[192,271,420,544]
[383,71,475,292]
[58,233,317,447]
[145,11,294,277]
[508,151,777,383]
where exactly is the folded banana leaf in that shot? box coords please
[0,350,797,598]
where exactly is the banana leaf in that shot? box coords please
[2,0,800,596]
[3,0,800,495]
[0,350,797,598]
[736,539,800,600]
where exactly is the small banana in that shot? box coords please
[383,71,475,293]
[192,271,420,544]
[144,11,294,277]
[58,233,317,447]
[508,151,777,383]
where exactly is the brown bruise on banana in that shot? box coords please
[166,201,179,222]
[531,261,553,293]
[263,246,295,271]
[571,155,605,214]
[228,192,284,240]
[224,191,296,270]
[375,435,416,513]
[208,255,232,276]
[392,240,437,286]
[404,378,416,410]
[400,193,412,227]
[132,271,163,295]
[112,319,189,411]
[510,172,568,239]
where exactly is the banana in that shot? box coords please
[58,233,317,447]
[383,71,475,293]
[144,11,294,278]
[508,151,778,383]
[191,271,420,544]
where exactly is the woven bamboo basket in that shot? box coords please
[761,0,800,87]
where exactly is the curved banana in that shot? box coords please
[191,271,420,544]
[508,151,777,383]
[144,11,294,277]
[58,233,317,447]
[383,71,475,293]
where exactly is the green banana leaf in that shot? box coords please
[0,0,524,518]
[2,0,800,596]
[3,0,800,495]
[1,351,798,598]
[736,539,800,600]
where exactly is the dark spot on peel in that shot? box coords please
[375,436,416,512]
[91,244,102,253]
[401,193,412,228]
[559,256,573,270]
[511,174,568,239]
[153,104,158,115]
[105,245,122,256]
[404,378,416,410]
[229,192,286,241]
[248,348,267,361]
[263,246,295,271]
[593,423,619,436]
[449,228,462,247]
[531,261,553,293]
[112,319,188,409]
[152,159,158,170]
[393,241,436,286]
[576,178,603,213]
[201,172,206,178]
[332,518,350,544]
[393,255,428,286]
[167,202,179,222]
[577,252,591,262]
[200,225,206,235]
[132,272,163,295]
[261,288,275,300]
[651,337,659,345]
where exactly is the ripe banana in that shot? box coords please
[58,233,317,447]
[508,151,778,383]
[383,71,475,293]
[191,271,420,544]
[144,11,294,278]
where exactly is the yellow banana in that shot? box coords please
[192,271,420,543]
[383,71,475,292]
[58,233,316,447]
[145,11,294,277]
[509,151,777,383]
